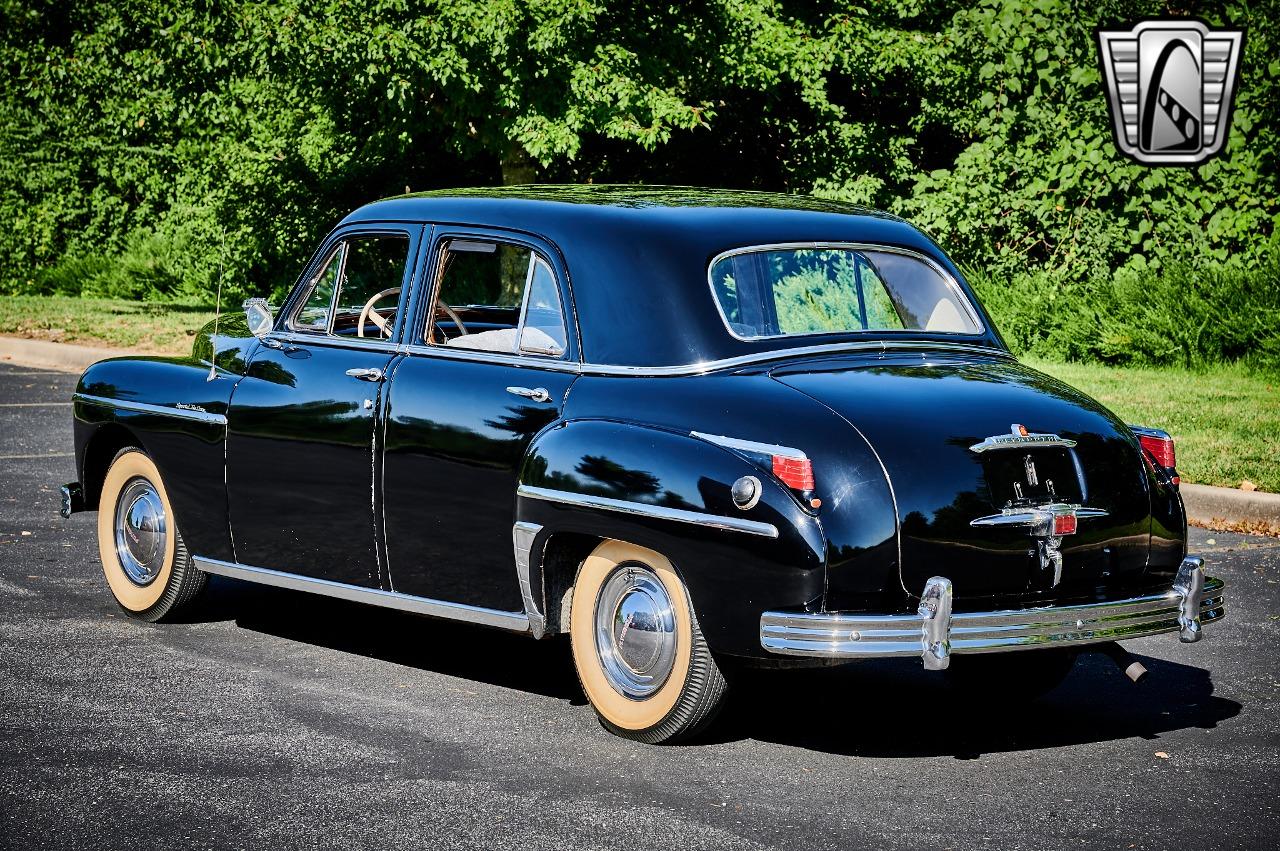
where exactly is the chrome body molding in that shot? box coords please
[760,558,1224,668]
[74,393,228,426]
[511,521,547,639]
[578,340,1014,378]
[516,484,780,538]
[690,431,807,460]
[192,557,531,632]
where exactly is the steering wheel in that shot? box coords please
[357,288,400,338]
[433,300,470,343]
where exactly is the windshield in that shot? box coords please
[709,246,981,339]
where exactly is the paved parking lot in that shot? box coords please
[1,359,1276,850]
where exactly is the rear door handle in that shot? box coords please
[346,367,385,382]
[506,386,551,403]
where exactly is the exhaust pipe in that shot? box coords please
[1099,641,1148,683]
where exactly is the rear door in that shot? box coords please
[226,225,423,588]
[382,228,577,611]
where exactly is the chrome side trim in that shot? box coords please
[577,341,1014,377]
[512,521,547,639]
[192,557,531,632]
[761,571,1225,661]
[400,343,582,372]
[706,242,987,342]
[516,485,779,538]
[74,393,228,426]
[690,431,807,460]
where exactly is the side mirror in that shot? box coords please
[243,298,274,338]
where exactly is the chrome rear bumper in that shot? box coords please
[760,557,1223,670]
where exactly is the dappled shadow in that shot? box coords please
[708,652,1240,758]
[184,577,1239,756]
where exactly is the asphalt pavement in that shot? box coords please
[1,360,1277,850]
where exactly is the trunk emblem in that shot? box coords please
[969,424,1078,453]
[970,504,1108,587]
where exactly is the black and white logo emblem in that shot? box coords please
[1097,19,1244,165]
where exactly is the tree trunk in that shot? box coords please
[500,144,536,186]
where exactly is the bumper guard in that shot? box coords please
[760,557,1223,670]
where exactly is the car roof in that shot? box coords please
[340,186,1004,368]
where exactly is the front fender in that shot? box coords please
[73,356,236,560]
[516,418,825,658]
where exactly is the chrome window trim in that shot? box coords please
[269,330,405,355]
[73,393,228,426]
[517,484,779,538]
[706,242,987,342]
[689,431,807,460]
[401,343,583,372]
[576,340,1013,377]
[192,556,531,632]
[287,242,347,335]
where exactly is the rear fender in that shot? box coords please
[515,419,825,657]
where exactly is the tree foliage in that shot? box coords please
[1,0,1276,365]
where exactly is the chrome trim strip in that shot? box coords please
[970,504,1108,530]
[690,431,807,460]
[192,557,531,632]
[400,343,581,372]
[517,484,779,538]
[512,521,546,639]
[577,341,1013,377]
[760,574,1225,660]
[73,393,228,426]
[706,242,987,342]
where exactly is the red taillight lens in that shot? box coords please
[772,455,814,491]
[1138,433,1176,469]
[1053,513,1077,536]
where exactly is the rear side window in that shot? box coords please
[709,246,981,339]
[426,239,568,358]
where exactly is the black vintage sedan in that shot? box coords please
[63,187,1223,743]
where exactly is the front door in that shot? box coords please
[382,229,576,610]
[226,225,422,587]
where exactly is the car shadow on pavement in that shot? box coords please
[185,577,1240,756]
[187,576,586,703]
[709,653,1242,758]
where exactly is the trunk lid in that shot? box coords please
[771,351,1153,607]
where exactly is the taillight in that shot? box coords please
[772,455,815,491]
[1053,513,1077,536]
[1137,433,1176,469]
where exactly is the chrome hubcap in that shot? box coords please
[114,477,167,586]
[594,564,677,699]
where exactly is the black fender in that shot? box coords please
[73,353,244,561]
[515,418,826,658]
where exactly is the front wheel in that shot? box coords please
[96,447,206,622]
[569,540,727,743]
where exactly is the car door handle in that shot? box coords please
[506,386,551,403]
[345,367,385,382]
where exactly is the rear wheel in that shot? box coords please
[944,648,1078,702]
[96,447,206,622]
[569,540,727,743]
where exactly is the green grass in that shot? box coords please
[0,295,215,355]
[1,295,1274,491]
[1026,357,1280,493]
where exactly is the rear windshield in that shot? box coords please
[709,246,981,339]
